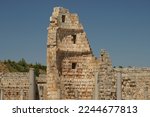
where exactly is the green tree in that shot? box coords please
[18,58,29,72]
[34,63,40,77]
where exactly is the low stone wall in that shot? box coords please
[0,72,46,100]
[114,68,150,100]
[0,72,29,100]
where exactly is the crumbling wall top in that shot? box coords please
[53,7,69,15]
[49,7,83,29]
[99,49,112,66]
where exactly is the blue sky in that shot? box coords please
[0,0,150,67]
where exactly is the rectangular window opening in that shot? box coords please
[62,15,65,23]
[72,63,77,69]
[24,92,27,96]
[72,35,76,44]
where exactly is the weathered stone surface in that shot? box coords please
[114,68,150,99]
[46,7,96,99]
[0,72,29,100]
[0,72,46,100]
[46,7,150,100]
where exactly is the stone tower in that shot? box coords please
[46,7,97,99]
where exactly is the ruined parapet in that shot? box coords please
[99,49,112,66]
[49,7,83,29]
[97,49,116,99]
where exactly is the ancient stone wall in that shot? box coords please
[0,71,46,100]
[97,50,116,100]
[60,56,98,99]
[114,68,150,100]
[46,7,150,100]
[0,72,29,100]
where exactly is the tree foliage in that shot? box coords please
[2,58,46,77]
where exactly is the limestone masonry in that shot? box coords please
[46,7,150,100]
[0,69,46,100]
[0,7,150,100]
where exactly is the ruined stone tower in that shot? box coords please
[46,7,98,99]
[46,7,150,100]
